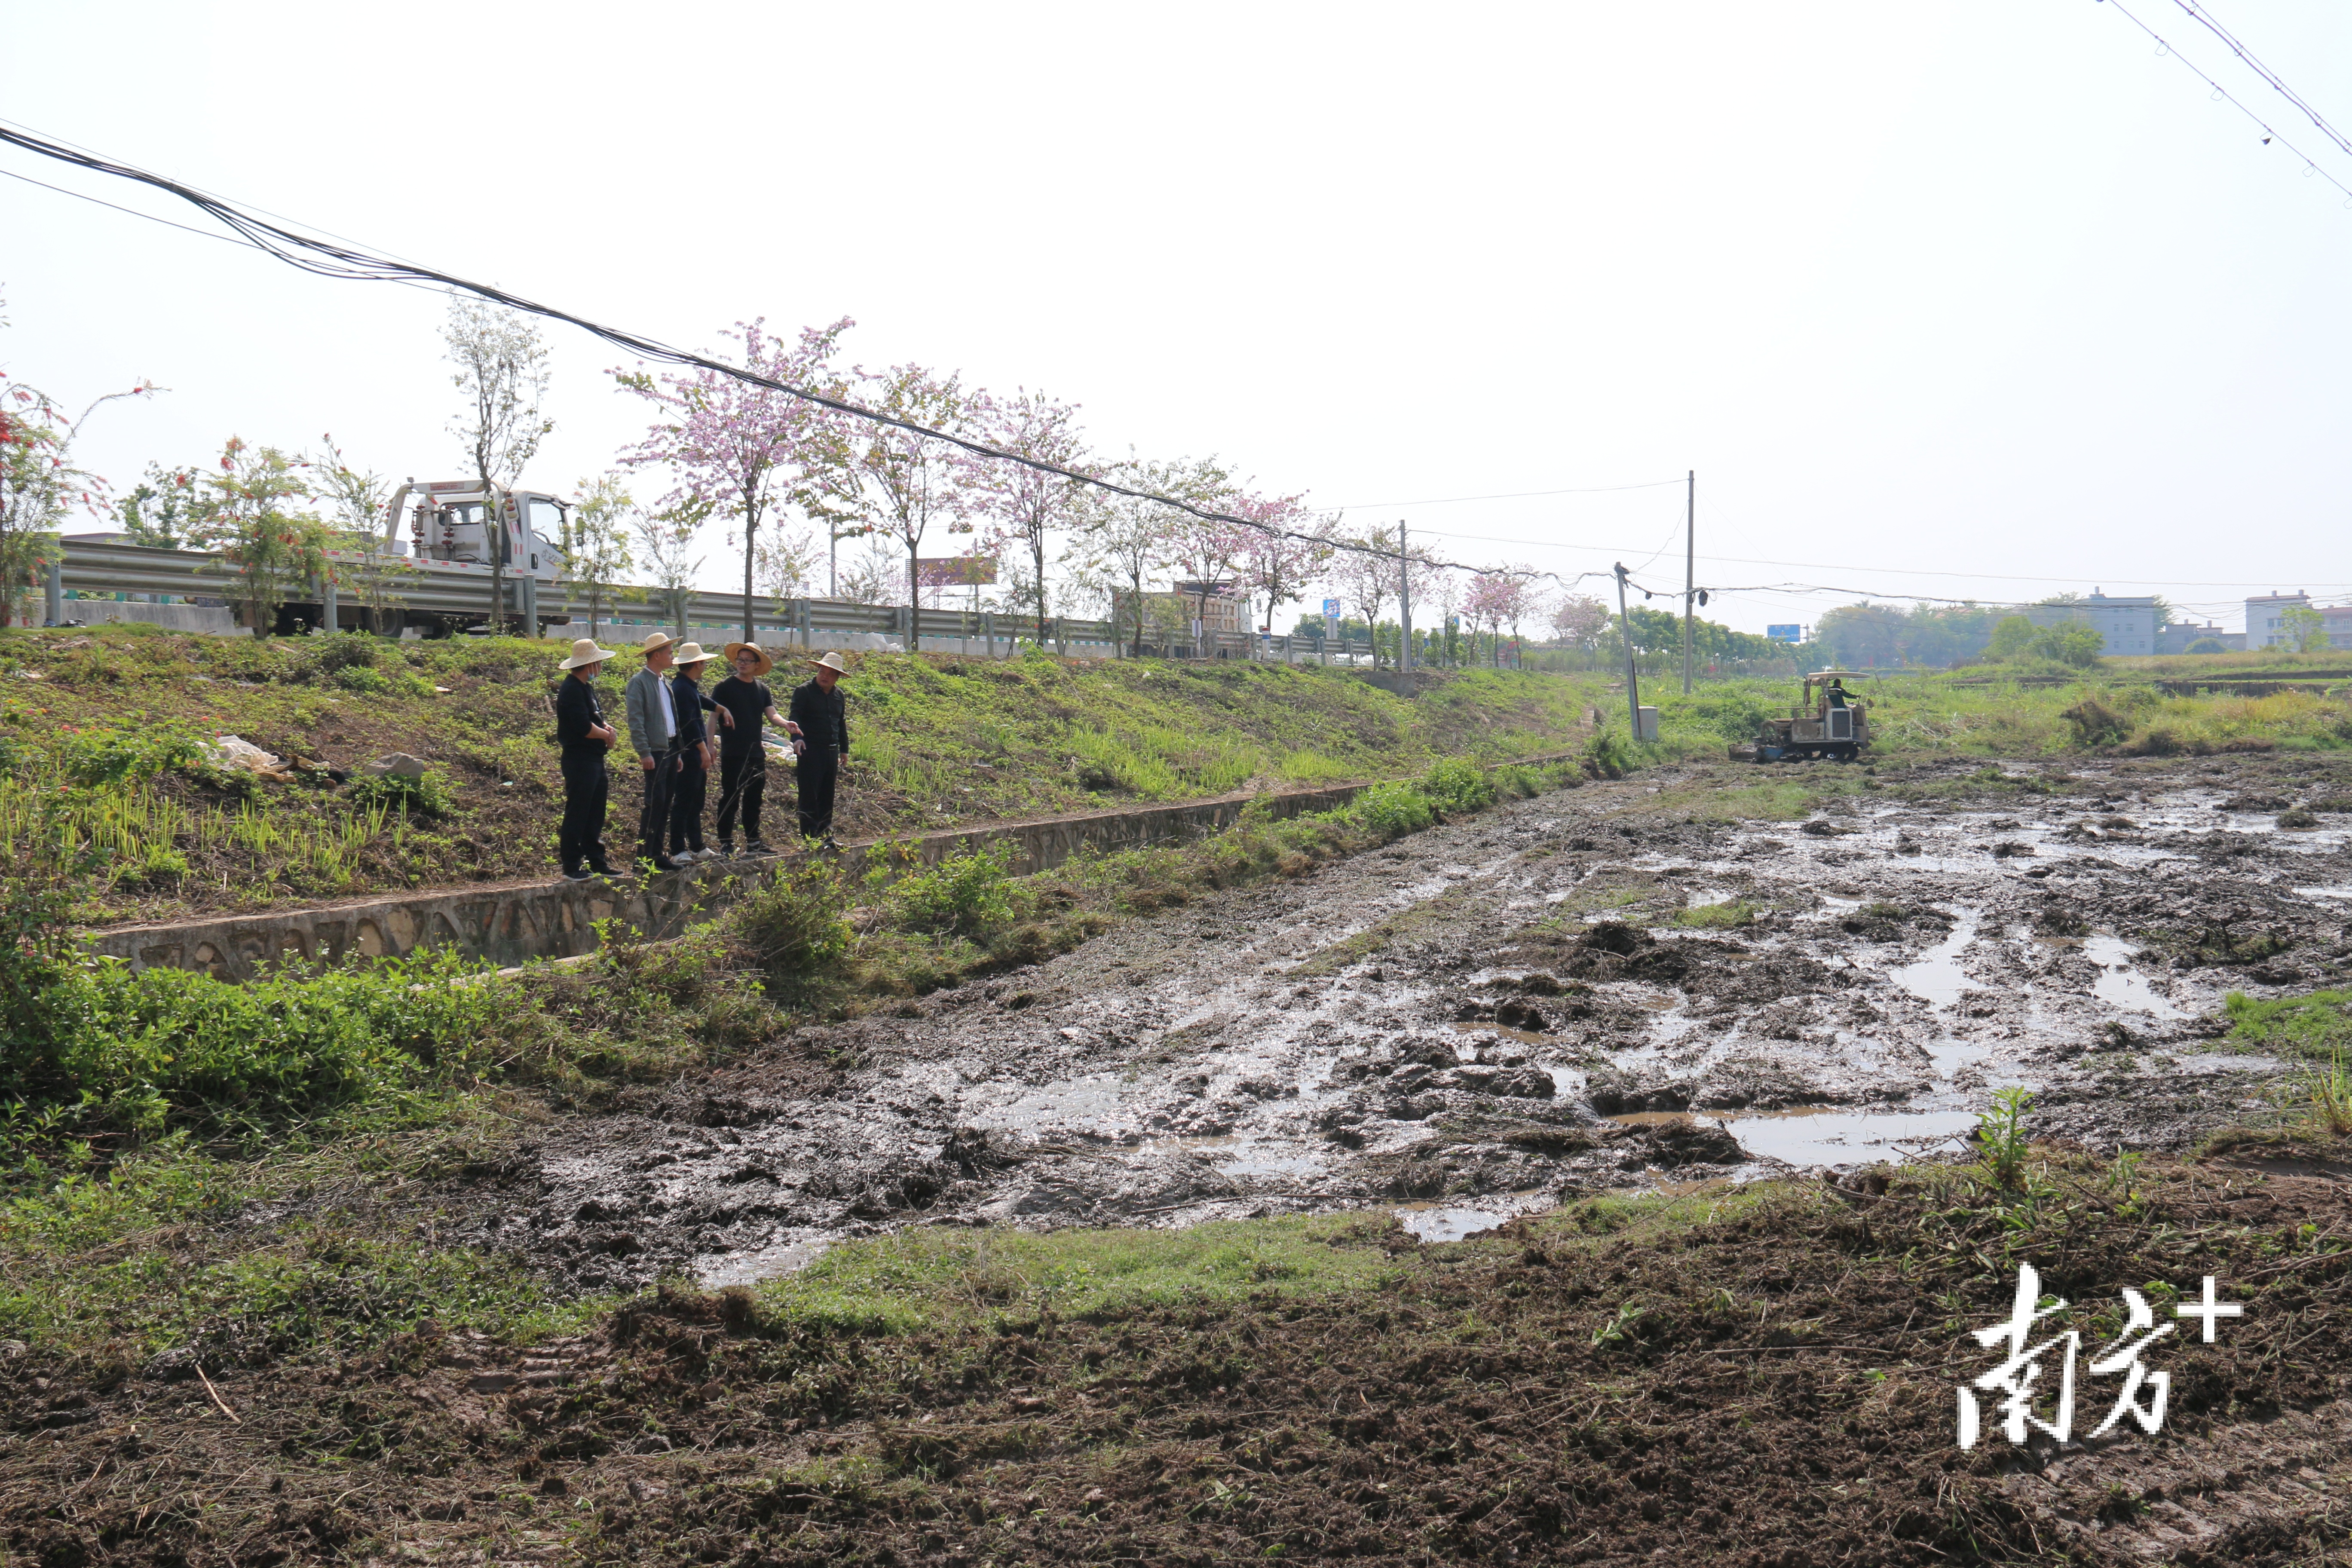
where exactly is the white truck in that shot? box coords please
[294,479,572,635]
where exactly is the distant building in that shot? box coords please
[2156,620,2243,654]
[2322,605,2352,650]
[2025,590,2159,655]
[2246,591,2315,649]
[1112,582,1246,639]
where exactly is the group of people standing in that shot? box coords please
[551,632,851,881]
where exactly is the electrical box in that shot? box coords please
[1635,705,1659,742]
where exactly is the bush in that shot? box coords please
[886,844,1019,935]
[1586,728,1632,779]
[2059,695,2131,747]
[733,862,854,977]
[0,877,504,1142]
[1345,781,1435,839]
[1418,755,1496,815]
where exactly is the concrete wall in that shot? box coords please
[86,781,1380,981]
[55,599,242,636]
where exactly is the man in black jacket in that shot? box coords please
[553,637,620,880]
[665,643,718,864]
[787,650,851,847]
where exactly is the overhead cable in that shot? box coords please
[0,121,1593,588]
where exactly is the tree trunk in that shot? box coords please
[905,544,921,650]
[1033,531,1048,644]
[741,494,760,644]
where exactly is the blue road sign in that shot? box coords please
[1767,624,1802,643]
[1323,598,1341,622]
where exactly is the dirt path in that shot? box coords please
[495,757,2352,1291]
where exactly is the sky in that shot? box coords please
[5,0,2351,636]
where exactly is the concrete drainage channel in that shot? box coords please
[84,758,1579,979]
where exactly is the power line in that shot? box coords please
[2100,0,2352,202]
[0,120,1577,591]
[2166,2,2352,164]
[0,164,266,254]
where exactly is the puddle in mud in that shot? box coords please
[2082,935,2189,1018]
[1611,1106,1982,1170]
[1394,1202,1513,1242]
[1893,911,1982,1009]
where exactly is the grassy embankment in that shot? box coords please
[0,623,1591,925]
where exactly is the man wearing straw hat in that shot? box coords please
[552,637,620,881]
[665,643,720,864]
[787,650,853,848]
[708,640,800,857]
[624,631,687,873]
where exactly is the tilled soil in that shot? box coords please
[8,1148,2348,1566]
[501,755,2352,1293]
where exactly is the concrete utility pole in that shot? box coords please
[1397,518,1413,681]
[1681,470,1695,695]
[1614,562,1641,736]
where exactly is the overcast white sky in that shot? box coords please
[6,0,2351,634]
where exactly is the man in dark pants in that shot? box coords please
[710,641,800,855]
[624,631,684,872]
[553,637,619,880]
[665,642,717,864]
[787,650,852,847]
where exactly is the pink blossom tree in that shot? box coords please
[1332,524,1405,666]
[1550,591,1610,654]
[1465,571,1524,667]
[969,388,1089,642]
[804,361,980,651]
[1228,490,1331,643]
[613,317,847,642]
[1160,460,1248,653]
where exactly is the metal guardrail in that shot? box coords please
[46,539,1382,666]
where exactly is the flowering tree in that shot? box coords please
[614,317,846,642]
[309,435,404,633]
[1425,566,1464,666]
[1464,572,1525,667]
[969,388,1088,641]
[1332,524,1405,666]
[113,461,204,551]
[0,366,155,626]
[1550,591,1610,652]
[443,295,552,634]
[1160,460,1244,652]
[634,499,707,637]
[1069,454,1170,654]
[1229,490,1331,643]
[189,436,333,636]
[804,362,979,650]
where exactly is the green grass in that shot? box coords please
[0,625,1596,924]
[753,1213,1403,1336]
[1674,900,1758,930]
[2223,989,2352,1060]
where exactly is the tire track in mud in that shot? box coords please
[493,759,2352,1290]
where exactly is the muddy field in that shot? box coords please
[501,753,2352,1291]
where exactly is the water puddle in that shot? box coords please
[1892,912,1982,1009]
[1393,1202,1516,1242]
[1611,1105,1981,1170]
[2084,935,2188,1019]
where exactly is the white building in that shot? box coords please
[2246,591,2314,649]
[2026,590,2159,655]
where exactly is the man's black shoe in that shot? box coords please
[562,867,593,882]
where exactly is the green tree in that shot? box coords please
[189,437,332,636]
[442,294,552,634]
[1987,614,2038,660]
[563,472,637,643]
[113,461,204,550]
[2280,604,2329,653]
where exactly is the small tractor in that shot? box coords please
[1736,671,1872,762]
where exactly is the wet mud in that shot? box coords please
[496,757,2352,1289]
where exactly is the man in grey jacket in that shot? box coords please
[624,630,684,872]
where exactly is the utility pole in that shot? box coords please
[1613,562,1641,737]
[1681,469,1695,695]
[1397,518,1413,683]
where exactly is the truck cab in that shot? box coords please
[386,479,566,581]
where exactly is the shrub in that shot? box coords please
[333,664,390,695]
[1345,781,1434,839]
[886,844,1019,935]
[1585,728,1632,779]
[2059,696,2131,748]
[733,862,854,977]
[1418,755,1495,815]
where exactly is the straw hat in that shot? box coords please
[637,630,680,655]
[807,650,850,674]
[722,641,774,677]
[558,637,617,670]
[672,641,711,668]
